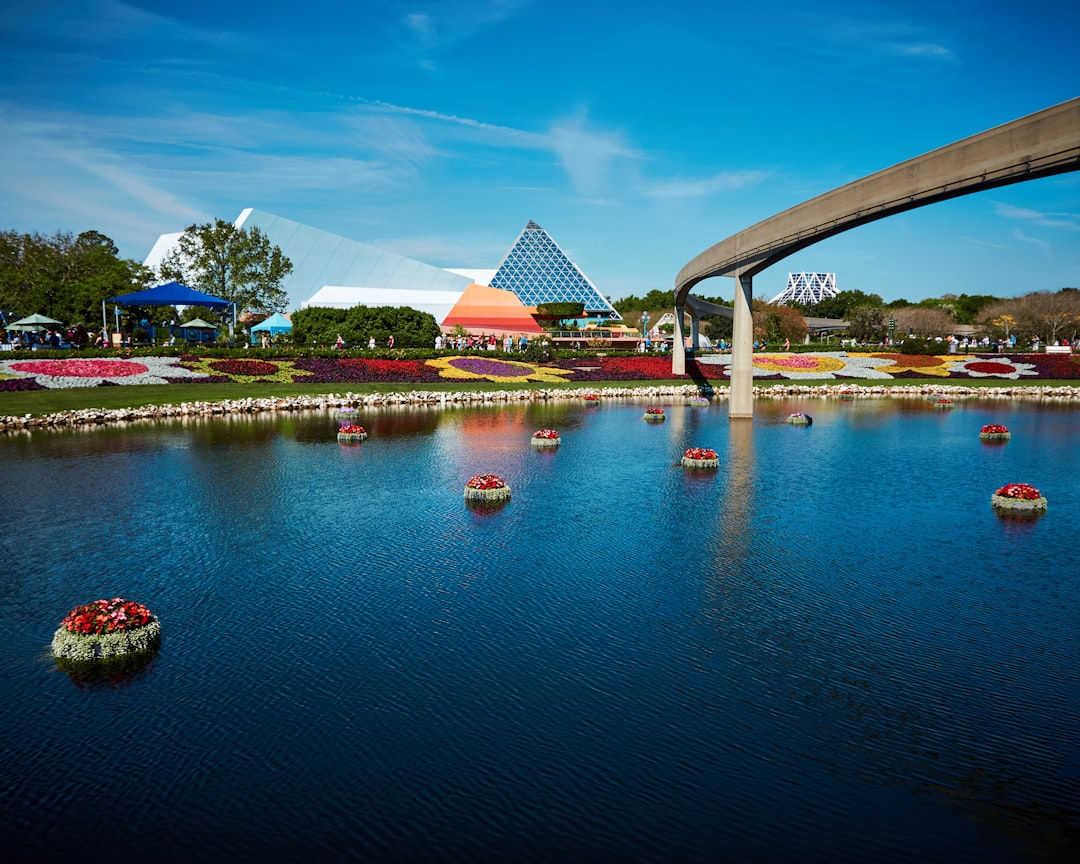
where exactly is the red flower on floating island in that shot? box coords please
[645,408,665,415]
[935,398,953,404]
[61,598,153,635]
[533,429,560,439]
[339,424,366,435]
[994,483,1041,500]
[981,424,1009,434]
[684,448,718,461]
[583,394,600,403]
[466,474,507,490]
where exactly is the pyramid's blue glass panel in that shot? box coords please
[489,223,617,316]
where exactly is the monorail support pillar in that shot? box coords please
[672,303,686,375]
[730,270,754,419]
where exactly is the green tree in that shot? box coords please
[846,305,888,342]
[796,290,883,320]
[290,305,441,349]
[0,229,143,325]
[160,219,292,316]
[752,300,808,344]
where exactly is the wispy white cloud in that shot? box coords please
[0,0,245,56]
[798,13,958,65]
[645,171,768,200]
[887,42,953,60]
[546,110,641,197]
[400,0,535,67]
[993,201,1079,230]
[1013,228,1051,252]
[960,235,1008,249]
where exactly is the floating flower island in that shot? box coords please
[583,395,600,406]
[980,423,1011,441]
[336,407,359,420]
[682,447,719,469]
[338,423,368,442]
[51,597,161,662]
[531,429,561,448]
[690,396,710,406]
[934,398,954,409]
[786,412,812,425]
[991,482,1047,515]
[839,390,856,400]
[464,474,512,503]
[644,408,666,422]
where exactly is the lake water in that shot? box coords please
[1,396,1077,863]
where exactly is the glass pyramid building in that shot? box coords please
[489,222,620,320]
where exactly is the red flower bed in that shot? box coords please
[981,424,1009,434]
[994,483,1041,500]
[684,447,718,460]
[533,429,560,439]
[339,424,366,435]
[466,474,507,490]
[61,598,153,635]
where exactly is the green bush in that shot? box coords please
[897,337,946,355]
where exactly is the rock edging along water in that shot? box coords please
[4,382,1080,431]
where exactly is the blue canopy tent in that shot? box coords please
[250,312,292,344]
[104,282,235,344]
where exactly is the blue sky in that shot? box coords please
[1,0,1078,309]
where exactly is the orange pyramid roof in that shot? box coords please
[442,283,544,335]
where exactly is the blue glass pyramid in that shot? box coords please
[489,221,619,319]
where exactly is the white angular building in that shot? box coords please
[769,272,838,306]
[144,210,619,325]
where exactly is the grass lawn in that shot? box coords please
[4,377,1080,419]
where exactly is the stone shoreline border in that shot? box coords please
[5,382,1080,432]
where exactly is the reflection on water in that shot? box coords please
[1,397,1078,863]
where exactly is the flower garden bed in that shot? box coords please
[933,398,954,409]
[643,408,666,422]
[786,412,812,425]
[979,423,1011,441]
[51,598,161,662]
[990,483,1047,515]
[4,352,1080,394]
[464,474,511,503]
[682,447,719,469]
[531,429,561,448]
[337,423,367,442]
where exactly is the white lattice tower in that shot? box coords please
[770,273,837,305]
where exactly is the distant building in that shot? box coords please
[770,272,838,306]
[144,211,618,332]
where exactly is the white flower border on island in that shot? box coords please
[464,485,512,502]
[0,357,209,389]
[696,352,896,380]
[946,358,1039,379]
[990,494,1048,513]
[51,617,161,660]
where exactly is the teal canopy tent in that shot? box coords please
[250,312,292,343]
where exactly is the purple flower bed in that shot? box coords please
[292,357,443,384]
[0,378,46,392]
